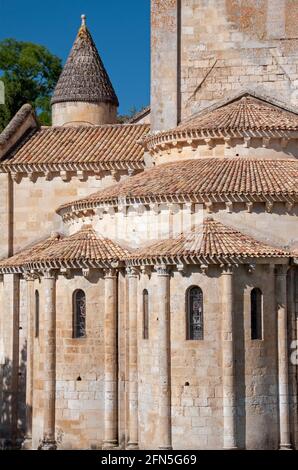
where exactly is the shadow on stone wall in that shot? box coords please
[0,344,27,449]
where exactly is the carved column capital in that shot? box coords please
[275,264,289,277]
[221,264,234,276]
[155,264,170,277]
[126,266,139,278]
[104,268,117,279]
[42,268,57,280]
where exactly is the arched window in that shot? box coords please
[35,290,39,338]
[73,290,86,338]
[186,286,204,340]
[251,288,263,340]
[143,289,149,339]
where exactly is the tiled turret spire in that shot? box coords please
[51,15,119,106]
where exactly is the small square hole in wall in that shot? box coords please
[76,376,82,381]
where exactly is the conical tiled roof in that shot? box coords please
[128,218,290,264]
[51,17,118,106]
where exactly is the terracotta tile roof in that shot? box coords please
[51,20,118,106]
[0,227,129,271]
[59,158,298,212]
[128,218,290,264]
[2,123,149,168]
[0,233,61,270]
[178,96,298,131]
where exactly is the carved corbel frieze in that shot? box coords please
[200,264,209,275]
[176,263,186,276]
[59,267,72,279]
[82,267,90,279]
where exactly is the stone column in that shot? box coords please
[222,266,237,449]
[156,264,172,450]
[275,265,291,449]
[103,269,118,449]
[22,273,35,449]
[126,267,139,449]
[40,270,57,450]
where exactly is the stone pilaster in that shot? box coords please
[22,273,35,449]
[221,266,237,449]
[39,270,57,450]
[103,269,118,449]
[275,265,291,449]
[156,264,172,450]
[2,273,20,447]
[126,267,139,449]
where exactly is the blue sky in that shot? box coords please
[0,0,150,115]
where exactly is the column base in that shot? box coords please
[158,446,173,450]
[102,440,119,450]
[126,441,139,450]
[21,436,32,450]
[38,439,57,450]
[279,444,292,450]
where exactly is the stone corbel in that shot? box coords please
[176,263,186,276]
[200,264,209,275]
[204,138,214,150]
[82,267,90,279]
[285,201,294,213]
[246,202,253,213]
[96,207,104,220]
[281,137,289,149]
[60,267,72,279]
[149,202,160,215]
[77,170,86,181]
[247,263,256,274]
[262,137,270,148]
[111,170,119,182]
[45,170,53,181]
[243,137,251,148]
[226,202,233,213]
[11,171,21,183]
[126,266,139,278]
[28,172,37,182]
[128,168,135,177]
[141,265,151,278]
[205,202,213,214]
[60,170,70,182]
[224,137,231,149]
[265,201,274,213]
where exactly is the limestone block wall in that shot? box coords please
[32,272,106,449]
[52,102,117,127]
[151,0,298,127]
[70,203,298,253]
[7,171,129,256]
[137,264,283,449]
[234,264,279,449]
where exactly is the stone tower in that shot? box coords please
[51,15,119,126]
[151,0,298,130]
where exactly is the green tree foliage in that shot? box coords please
[0,39,62,131]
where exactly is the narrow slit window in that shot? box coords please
[187,286,204,340]
[35,290,39,338]
[143,289,149,339]
[73,290,86,338]
[251,288,263,340]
